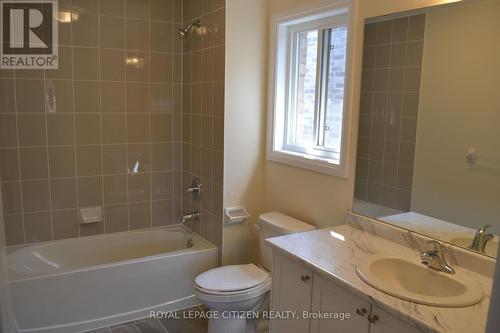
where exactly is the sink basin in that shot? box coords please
[450,237,498,257]
[356,256,483,307]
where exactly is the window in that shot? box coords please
[268,4,351,177]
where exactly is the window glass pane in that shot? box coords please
[291,29,318,146]
[323,25,347,156]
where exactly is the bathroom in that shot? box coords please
[0,0,499,332]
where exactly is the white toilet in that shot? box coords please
[194,212,316,333]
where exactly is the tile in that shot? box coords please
[125,51,149,82]
[127,173,150,202]
[375,20,392,44]
[213,118,224,151]
[152,199,173,226]
[385,115,401,140]
[381,186,397,209]
[405,41,423,67]
[72,0,99,13]
[16,79,45,113]
[0,114,17,147]
[104,205,128,233]
[129,202,151,230]
[2,182,22,214]
[382,163,398,187]
[103,145,127,174]
[77,176,103,207]
[408,14,426,41]
[79,220,104,236]
[127,114,150,143]
[126,83,150,113]
[151,143,172,171]
[370,115,386,139]
[72,14,99,47]
[125,0,149,19]
[373,69,389,92]
[101,49,125,81]
[100,0,125,16]
[21,180,50,212]
[369,138,384,161]
[126,19,150,50]
[45,80,74,113]
[0,79,15,113]
[151,53,172,82]
[100,16,125,49]
[74,47,99,80]
[151,114,172,142]
[17,114,47,147]
[368,160,382,183]
[101,82,126,113]
[366,181,381,204]
[390,43,406,67]
[77,145,102,176]
[49,147,76,178]
[52,209,79,240]
[362,46,375,69]
[391,17,408,42]
[173,0,182,23]
[102,114,126,144]
[383,140,399,164]
[127,144,150,173]
[75,81,100,113]
[51,178,77,209]
[151,83,172,113]
[4,214,24,245]
[400,117,417,142]
[0,148,20,181]
[399,141,416,167]
[361,69,374,91]
[151,21,173,52]
[387,93,403,119]
[19,147,48,180]
[150,0,173,22]
[388,68,404,92]
[103,175,127,204]
[374,45,390,68]
[403,93,419,117]
[24,212,51,243]
[397,166,414,191]
[47,114,75,145]
[151,172,173,200]
[363,24,377,46]
[76,114,101,145]
[396,189,412,211]
[45,46,71,79]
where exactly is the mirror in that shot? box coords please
[353,0,500,258]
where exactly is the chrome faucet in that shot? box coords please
[181,211,200,224]
[469,225,494,253]
[420,240,455,274]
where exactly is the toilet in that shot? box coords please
[194,212,316,333]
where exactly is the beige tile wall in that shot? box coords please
[355,14,425,211]
[0,0,185,245]
[181,0,225,257]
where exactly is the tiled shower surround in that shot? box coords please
[0,0,225,251]
[181,0,225,258]
[355,14,425,212]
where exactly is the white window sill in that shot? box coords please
[267,149,347,178]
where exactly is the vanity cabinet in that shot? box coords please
[271,253,423,333]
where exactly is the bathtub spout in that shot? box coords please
[181,212,200,224]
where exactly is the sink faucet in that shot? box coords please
[469,225,494,253]
[181,211,200,224]
[420,240,455,274]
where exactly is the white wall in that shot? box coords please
[411,0,500,231]
[223,0,268,265]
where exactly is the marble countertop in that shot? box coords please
[266,224,493,333]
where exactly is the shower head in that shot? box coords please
[178,20,201,38]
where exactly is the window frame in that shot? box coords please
[267,1,354,178]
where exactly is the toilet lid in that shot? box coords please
[195,263,269,292]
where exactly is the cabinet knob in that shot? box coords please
[355,308,367,317]
[300,274,310,282]
[368,314,379,323]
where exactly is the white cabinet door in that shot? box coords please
[270,253,313,333]
[369,305,423,333]
[310,273,371,333]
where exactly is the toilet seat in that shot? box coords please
[194,263,271,303]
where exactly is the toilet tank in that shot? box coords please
[258,212,315,271]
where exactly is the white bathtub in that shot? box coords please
[7,225,217,333]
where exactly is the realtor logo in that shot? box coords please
[1,0,58,69]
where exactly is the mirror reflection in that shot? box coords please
[353,0,500,258]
